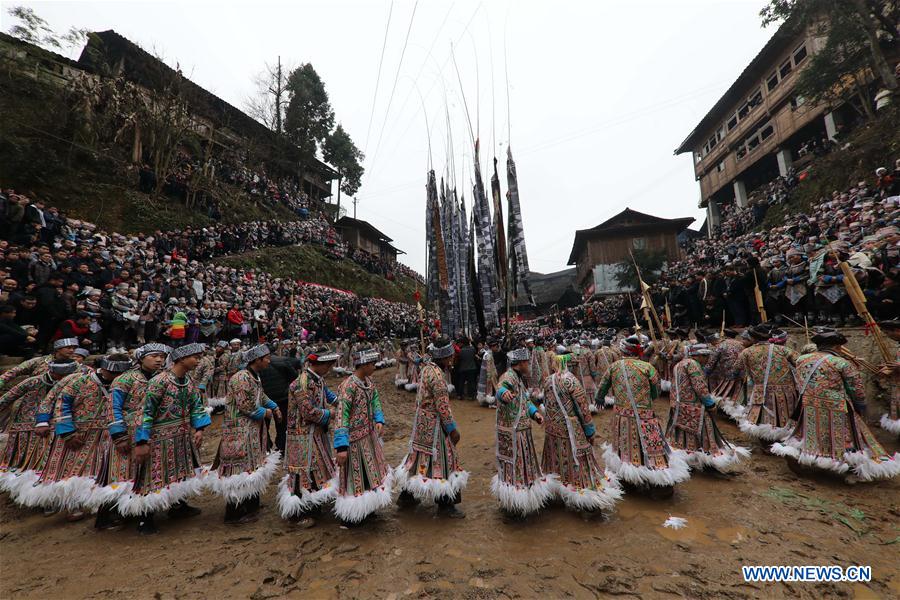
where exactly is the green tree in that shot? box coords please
[793,11,879,119]
[284,63,334,166]
[613,249,667,291]
[6,5,88,51]
[323,124,365,196]
[759,0,897,94]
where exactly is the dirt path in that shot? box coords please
[2,368,899,599]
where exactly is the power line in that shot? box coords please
[365,1,456,181]
[368,0,420,173]
[363,0,395,158]
[366,1,482,180]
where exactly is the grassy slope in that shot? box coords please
[761,106,900,229]
[214,244,419,303]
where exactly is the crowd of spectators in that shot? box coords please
[0,191,430,358]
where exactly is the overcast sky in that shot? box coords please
[6,0,776,274]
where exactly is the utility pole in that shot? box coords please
[352,196,360,219]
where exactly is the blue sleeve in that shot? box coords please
[495,385,510,402]
[324,386,337,405]
[248,406,266,420]
[583,422,596,438]
[198,383,206,391]
[701,395,716,408]
[109,388,128,436]
[443,420,457,434]
[373,410,385,424]
[333,427,349,449]
[55,393,76,435]
[191,411,212,429]
[263,399,278,410]
[319,409,330,426]
[527,403,538,418]
[36,411,52,424]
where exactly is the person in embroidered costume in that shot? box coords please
[210,343,282,525]
[0,359,79,496]
[333,348,393,525]
[404,343,422,392]
[92,343,171,530]
[771,328,900,482]
[277,348,339,527]
[526,338,549,402]
[17,354,131,514]
[395,340,410,388]
[122,343,211,534]
[737,325,799,442]
[598,334,690,495]
[570,341,598,411]
[590,338,615,408]
[541,347,622,514]
[878,319,900,436]
[193,345,217,408]
[0,337,80,391]
[223,338,244,386]
[665,344,750,473]
[477,338,500,407]
[395,338,467,518]
[705,329,747,421]
[491,346,554,518]
[209,340,234,410]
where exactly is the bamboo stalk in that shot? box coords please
[753,270,767,323]
[837,347,880,375]
[828,243,892,362]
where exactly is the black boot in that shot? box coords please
[397,490,419,509]
[137,513,158,535]
[168,500,202,519]
[436,492,465,518]
[95,502,124,530]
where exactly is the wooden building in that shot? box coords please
[673,18,883,233]
[567,208,694,298]
[335,216,404,263]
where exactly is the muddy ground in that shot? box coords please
[1,366,899,600]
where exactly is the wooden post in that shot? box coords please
[753,270,768,323]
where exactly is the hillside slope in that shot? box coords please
[761,107,900,228]
[214,244,419,303]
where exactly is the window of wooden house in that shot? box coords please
[727,114,738,130]
[793,44,807,64]
[767,71,779,91]
[760,123,774,141]
[779,59,792,78]
[632,237,647,251]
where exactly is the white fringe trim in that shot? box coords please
[333,470,394,523]
[275,473,338,519]
[682,445,750,472]
[207,451,281,504]
[660,380,671,393]
[404,383,418,392]
[447,384,456,395]
[12,474,98,511]
[206,396,228,408]
[770,439,851,475]
[880,413,900,435]
[552,471,623,512]
[603,395,616,407]
[842,450,900,481]
[393,461,469,503]
[601,443,691,487]
[476,393,496,407]
[490,473,556,516]
[738,418,793,442]
[2,469,38,499]
[719,399,747,421]
[117,470,209,517]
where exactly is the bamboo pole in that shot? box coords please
[827,243,891,362]
[752,270,767,323]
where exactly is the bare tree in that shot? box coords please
[245,57,292,136]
